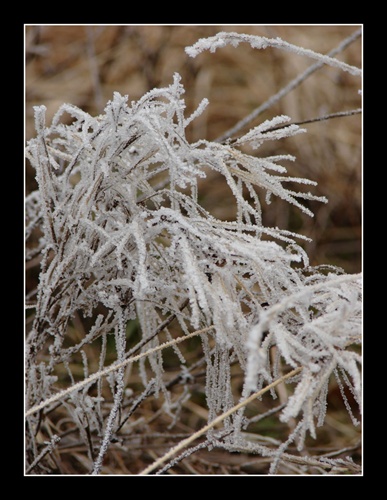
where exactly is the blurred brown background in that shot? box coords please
[25,25,362,273]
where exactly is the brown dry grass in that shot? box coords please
[25,25,362,475]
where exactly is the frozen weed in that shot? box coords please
[25,28,362,475]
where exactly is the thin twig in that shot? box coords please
[216,28,362,143]
[223,441,361,473]
[156,429,233,475]
[228,108,362,145]
[264,108,361,134]
[26,435,61,474]
[115,380,155,434]
[91,365,125,475]
[140,366,302,475]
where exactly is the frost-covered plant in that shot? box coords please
[25,30,362,475]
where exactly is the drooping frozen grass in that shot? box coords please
[25,28,362,475]
[185,31,361,76]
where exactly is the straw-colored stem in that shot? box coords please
[140,366,302,475]
[25,326,214,418]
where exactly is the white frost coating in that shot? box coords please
[234,115,306,148]
[25,29,361,474]
[184,97,209,127]
[244,273,361,432]
[185,32,362,76]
